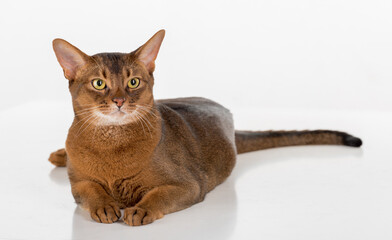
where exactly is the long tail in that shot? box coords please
[235,130,362,154]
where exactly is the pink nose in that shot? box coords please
[112,97,125,108]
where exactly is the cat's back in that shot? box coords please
[156,97,231,119]
[157,97,224,110]
[156,97,234,139]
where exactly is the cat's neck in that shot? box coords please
[67,107,162,152]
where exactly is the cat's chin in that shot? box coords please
[93,110,136,126]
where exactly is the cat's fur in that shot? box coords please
[49,30,362,226]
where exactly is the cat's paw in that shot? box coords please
[90,202,121,224]
[123,206,162,226]
[49,148,67,167]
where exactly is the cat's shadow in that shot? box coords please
[50,146,362,240]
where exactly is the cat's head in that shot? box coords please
[52,30,165,126]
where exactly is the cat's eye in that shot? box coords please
[128,78,140,89]
[92,79,106,90]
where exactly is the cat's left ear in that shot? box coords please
[135,29,165,73]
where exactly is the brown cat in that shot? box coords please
[49,30,362,226]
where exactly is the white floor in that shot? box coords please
[0,101,391,240]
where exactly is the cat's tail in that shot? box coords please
[48,148,67,167]
[235,130,362,154]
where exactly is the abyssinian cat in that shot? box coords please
[49,30,362,226]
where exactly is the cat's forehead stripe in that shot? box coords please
[96,53,129,75]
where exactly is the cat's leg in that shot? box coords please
[123,184,200,226]
[72,180,122,224]
[48,148,67,167]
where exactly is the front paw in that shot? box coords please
[90,202,121,224]
[123,206,162,226]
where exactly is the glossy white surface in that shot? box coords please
[0,102,391,240]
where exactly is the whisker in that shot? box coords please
[135,110,152,138]
[75,113,98,135]
[139,112,155,130]
[134,111,147,137]
[74,106,102,114]
[78,114,100,137]
[74,110,100,117]
[136,108,157,130]
[137,105,161,119]
[73,112,96,126]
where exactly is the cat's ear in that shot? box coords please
[135,29,165,73]
[52,39,89,80]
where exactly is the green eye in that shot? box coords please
[128,78,140,89]
[92,79,106,90]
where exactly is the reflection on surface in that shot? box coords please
[49,159,238,240]
[49,145,363,240]
[71,177,237,240]
[49,167,69,186]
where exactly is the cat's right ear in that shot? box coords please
[52,39,89,80]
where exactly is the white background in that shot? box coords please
[0,0,391,239]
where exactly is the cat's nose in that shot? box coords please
[112,97,125,108]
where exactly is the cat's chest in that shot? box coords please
[67,136,153,175]
[81,155,156,207]
[68,147,157,207]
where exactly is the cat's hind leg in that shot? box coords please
[49,148,67,167]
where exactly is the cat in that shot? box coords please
[49,30,362,226]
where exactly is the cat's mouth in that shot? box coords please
[104,108,131,120]
[93,107,138,126]
[110,109,126,116]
